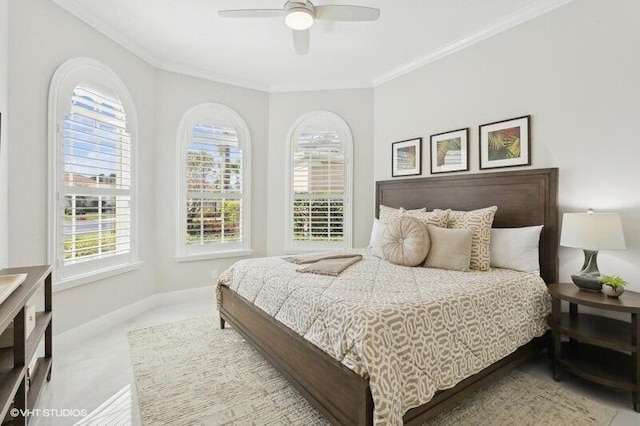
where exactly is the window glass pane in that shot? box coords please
[185,122,243,246]
[64,195,131,263]
[64,85,131,191]
[62,83,132,265]
[293,128,345,242]
[293,199,343,241]
[186,199,242,244]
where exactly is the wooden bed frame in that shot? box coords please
[219,168,559,425]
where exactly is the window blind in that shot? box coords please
[186,123,243,245]
[292,130,345,242]
[62,84,132,264]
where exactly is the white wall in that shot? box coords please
[10,0,638,333]
[154,70,269,293]
[8,0,157,333]
[0,0,8,270]
[374,0,640,290]
[267,89,374,254]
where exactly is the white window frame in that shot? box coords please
[285,111,353,252]
[175,103,252,262]
[48,57,140,291]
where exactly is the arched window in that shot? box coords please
[48,58,138,288]
[176,104,251,260]
[286,111,352,250]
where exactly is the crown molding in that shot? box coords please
[52,0,159,67]
[51,0,271,93]
[372,0,575,86]
[269,79,374,93]
[152,60,271,93]
[53,0,575,93]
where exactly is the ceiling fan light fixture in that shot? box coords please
[285,8,314,30]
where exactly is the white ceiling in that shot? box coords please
[52,0,573,92]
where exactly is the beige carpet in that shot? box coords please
[128,316,616,426]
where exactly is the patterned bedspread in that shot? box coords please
[216,251,551,425]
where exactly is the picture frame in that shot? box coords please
[429,128,469,174]
[479,115,530,170]
[392,138,422,177]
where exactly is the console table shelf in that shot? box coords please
[548,283,640,412]
[0,265,52,425]
[0,367,24,418]
[26,358,52,410]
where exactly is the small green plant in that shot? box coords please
[600,275,628,288]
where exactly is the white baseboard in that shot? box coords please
[155,285,214,306]
[56,285,214,349]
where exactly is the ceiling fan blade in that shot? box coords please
[292,29,310,55]
[315,5,380,22]
[218,9,284,18]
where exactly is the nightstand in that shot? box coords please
[548,283,640,412]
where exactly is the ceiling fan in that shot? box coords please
[218,1,381,55]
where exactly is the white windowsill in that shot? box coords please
[53,261,144,293]
[174,249,254,263]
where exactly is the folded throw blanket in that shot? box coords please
[283,252,363,276]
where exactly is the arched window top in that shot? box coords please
[290,111,352,154]
[50,58,138,133]
[286,111,353,250]
[176,103,252,260]
[179,103,250,151]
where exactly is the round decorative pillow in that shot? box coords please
[381,216,430,266]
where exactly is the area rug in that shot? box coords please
[128,316,616,426]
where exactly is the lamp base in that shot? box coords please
[571,249,602,291]
[571,274,602,291]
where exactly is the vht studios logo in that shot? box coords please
[10,408,88,418]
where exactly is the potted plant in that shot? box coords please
[600,275,627,298]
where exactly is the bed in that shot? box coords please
[217,168,558,425]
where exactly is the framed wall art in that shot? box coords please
[392,137,421,177]
[479,115,530,169]
[430,128,469,174]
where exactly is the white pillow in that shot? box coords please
[368,218,387,258]
[490,226,543,274]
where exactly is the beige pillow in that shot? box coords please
[379,205,450,228]
[382,217,430,267]
[446,206,498,271]
[410,209,450,228]
[379,205,426,224]
[424,225,473,271]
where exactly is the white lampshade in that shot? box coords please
[285,8,314,30]
[560,212,626,250]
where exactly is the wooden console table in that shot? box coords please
[0,266,52,424]
[548,282,640,412]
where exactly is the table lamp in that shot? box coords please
[560,209,626,291]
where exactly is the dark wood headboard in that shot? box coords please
[375,168,559,284]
